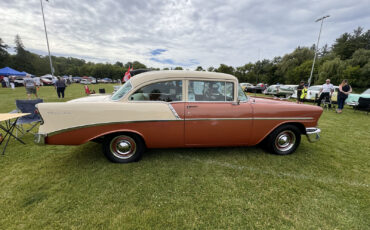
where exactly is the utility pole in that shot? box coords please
[40,0,54,77]
[308,15,330,87]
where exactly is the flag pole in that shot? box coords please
[40,0,54,77]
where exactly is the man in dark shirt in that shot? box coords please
[296,81,304,104]
[55,77,67,98]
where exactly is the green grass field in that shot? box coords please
[0,84,369,229]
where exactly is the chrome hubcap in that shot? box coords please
[116,141,132,154]
[110,136,136,159]
[275,130,296,152]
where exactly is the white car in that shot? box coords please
[298,85,339,102]
[40,75,57,86]
[80,79,92,84]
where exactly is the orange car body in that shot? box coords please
[36,71,322,157]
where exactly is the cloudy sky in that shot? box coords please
[1,0,369,69]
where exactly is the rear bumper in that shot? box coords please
[305,127,321,143]
[34,133,47,145]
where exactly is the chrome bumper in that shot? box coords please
[34,133,47,145]
[306,127,321,143]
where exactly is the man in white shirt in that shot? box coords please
[3,76,9,88]
[24,74,37,99]
[317,79,334,108]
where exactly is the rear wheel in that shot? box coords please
[266,125,301,155]
[103,133,145,163]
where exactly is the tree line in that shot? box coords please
[0,27,369,88]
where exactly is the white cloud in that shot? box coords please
[0,0,369,69]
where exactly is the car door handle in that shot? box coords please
[186,105,198,109]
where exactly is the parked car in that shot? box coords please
[101,78,113,83]
[80,79,92,84]
[89,76,97,84]
[14,76,25,87]
[305,85,339,103]
[254,83,267,93]
[72,77,82,83]
[264,85,294,97]
[35,71,323,163]
[240,83,254,92]
[346,88,370,105]
[40,75,56,86]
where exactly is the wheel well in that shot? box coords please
[258,122,306,146]
[92,131,147,147]
[279,122,306,135]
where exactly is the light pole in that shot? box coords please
[40,0,54,77]
[307,15,330,87]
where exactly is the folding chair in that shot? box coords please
[321,95,333,111]
[12,99,43,137]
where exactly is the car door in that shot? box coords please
[185,80,253,146]
[127,80,185,148]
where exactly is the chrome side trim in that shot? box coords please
[45,117,314,137]
[306,127,321,143]
[186,117,314,121]
[168,104,181,119]
[254,117,314,120]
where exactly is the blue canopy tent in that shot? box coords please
[20,71,35,77]
[0,67,26,76]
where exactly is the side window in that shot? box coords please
[129,80,182,102]
[188,80,234,102]
[238,85,248,101]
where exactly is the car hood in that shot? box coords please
[67,95,111,103]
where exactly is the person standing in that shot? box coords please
[23,74,37,99]
[336,79,352,113]
[296,81,304,104]
[300,84,308,103]
[317,79,334,108]
[3,76,9,88]
[55,77,67,98]
[1,76,6,88]
[10,77,15,89]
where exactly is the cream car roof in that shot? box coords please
[129,70,237,88]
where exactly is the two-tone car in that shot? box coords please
[35,71,322,163]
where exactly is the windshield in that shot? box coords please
[362,89,370,94]
[111,81,132,100]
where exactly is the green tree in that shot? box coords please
[174,67,183,70]
[0,38,9,67]
[318,58,347,85]
[332,27,370,60]
[207,67,215,72]
[195,66,204,71]
[286,60,313,84]
[12,34,34,73]
[216,64,234,75]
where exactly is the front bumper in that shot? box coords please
[34,133,47,145]
[305,127,321,143]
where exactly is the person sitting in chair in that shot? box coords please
[317,79,334,108]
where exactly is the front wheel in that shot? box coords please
[266,125,301,155]
[103,133,145,163]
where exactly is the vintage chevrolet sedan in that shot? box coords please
[35,71,322,163]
